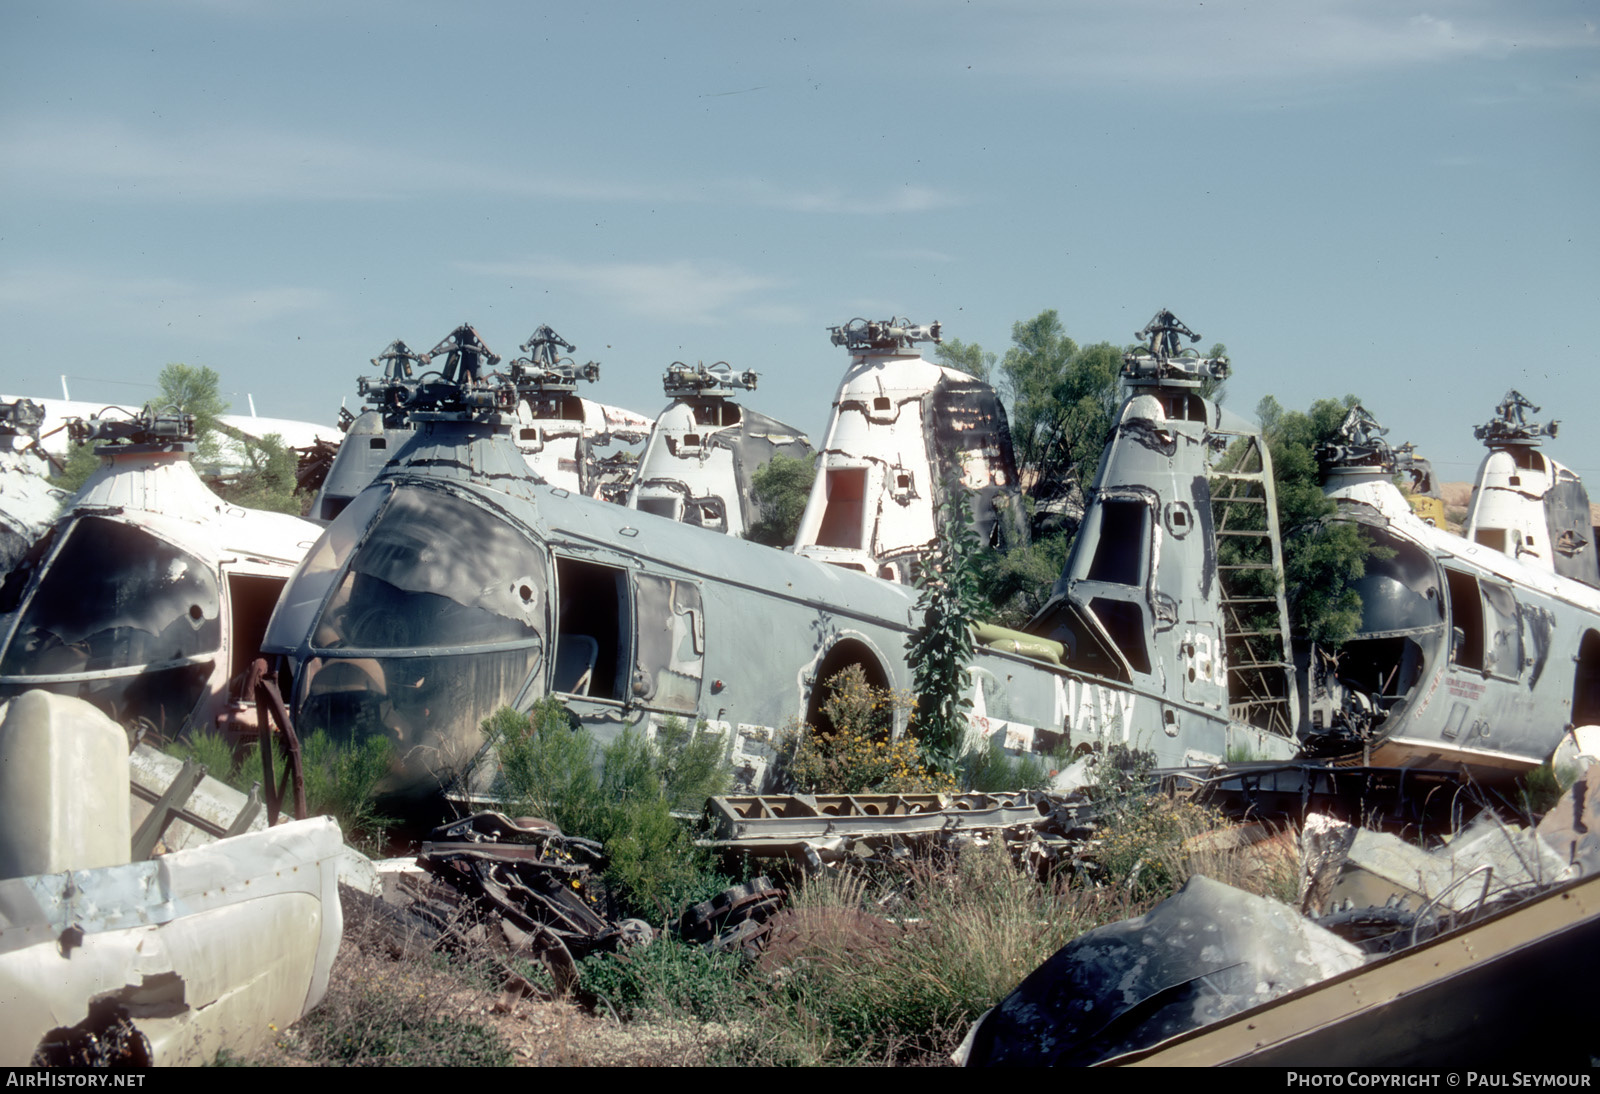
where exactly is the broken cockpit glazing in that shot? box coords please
[0,516,222,733]
[0,405,321,740]
[262,481,548,792]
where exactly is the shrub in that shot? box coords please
[782,666,954,795]
[1086,751,1294,901]
[487,700,732,922]
[298,730,395,851]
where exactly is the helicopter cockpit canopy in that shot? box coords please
[263,481,549,793]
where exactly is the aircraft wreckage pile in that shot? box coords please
[4,309,1600,1065]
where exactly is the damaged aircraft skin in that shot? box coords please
[313,325,651,523]
[261,312,1298,802]
[792,318,1026,584]
[0,399,69,579]
[625,361,813,537]
[1462,390,1599,588]
[0,407,322,740]
[1301,404,1600,776]
[0,690,342,1067]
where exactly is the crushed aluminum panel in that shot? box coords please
[1108,869,1600,1067]
[0,419,67,579]
[960,874,1366,1066]
[1537,761,1600,876]
[0,691,129,879]
[1325,816,1568,915]
[0,816,344,1066]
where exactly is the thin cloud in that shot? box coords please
[0,115,959,214]
[924,0,1599,86]
[459,256,790,325]
[0,267,330,340]
[736,181,959,215]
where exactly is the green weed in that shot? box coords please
[576,937,749,1022]
[959,737,1051,792]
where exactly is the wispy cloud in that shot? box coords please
[732,181,958,215]
[0,267,330,340]
[928,0,1599,86]
[458,256,791,325]
[0,115,960,213]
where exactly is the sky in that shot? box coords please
[2,0,1596,485]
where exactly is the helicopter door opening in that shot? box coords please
[1444,568,1484,671]
[1085,500,1149,587]
[228,574,288,688]
[553,558,630,702]
[1574,630,1600,727]
[816,468,867,549]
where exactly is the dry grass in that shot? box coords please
[254,889,752,1067]
[744,843,1142,1065]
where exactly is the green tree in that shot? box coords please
[933,338,996,383]
[213,430,301,515]
[49,443,101,496]
[157,363,228,465]
[997,312,1122,501]
[1201,342,1229,404]
[973,530,1072,629]
[746,450,816,547]
[999,310,1078,480]
[1256,393,1379,647]
[907,479,986,772]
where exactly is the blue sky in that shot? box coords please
[2,0,1596,484]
